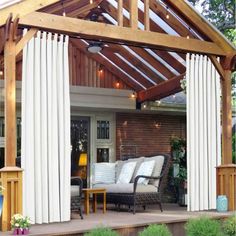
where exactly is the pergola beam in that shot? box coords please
[0,0,59,27]
[137,73,185,102]
[19,12,226,56]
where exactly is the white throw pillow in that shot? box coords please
[93,163,116,184]
[116,161,137,184]
[135,160,155,185]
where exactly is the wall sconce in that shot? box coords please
[79,153,87,166]
[130,91,136,98]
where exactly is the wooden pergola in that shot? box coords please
[0,0,235,231]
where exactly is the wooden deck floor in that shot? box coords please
[2,204,233,236]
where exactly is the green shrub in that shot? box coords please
[139,224,172,236]
[222,215,236,236]
[185,217,223,236]
[84,227,119,236]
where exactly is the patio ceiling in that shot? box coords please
[0,0,235,101]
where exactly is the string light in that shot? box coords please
[186,27,191,39]
[157,100,161,105]
[61,0,66,16]
[166,6,170,19]
[172,94,176,99]
[0,71,3,76]
[90,0,93,4]
[98,65,104,73]
[143,104,147,108]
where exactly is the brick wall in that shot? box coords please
[116,112,186,159]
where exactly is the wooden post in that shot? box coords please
[0,16,23,232]
[221,69,232,164]
[118,0,123,27]
[0,167,23,231]
[130,0,138,29]
[4,17,17,167]
[216,165,236,211]
[144,0,150,31]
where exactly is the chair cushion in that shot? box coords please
[93,183,157,193]
[135,160,155,185]
[71,185,80,197]
[145,155,165,187]
[93,162,116,184]
[116,161,136,184]
[116,157,144,182]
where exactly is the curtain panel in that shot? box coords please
[21,31,71,223]
[186,54,221,211]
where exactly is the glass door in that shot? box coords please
[71,117,90,188]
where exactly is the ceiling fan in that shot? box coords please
[81,7,120,54]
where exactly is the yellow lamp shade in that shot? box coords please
[79,153,87,166]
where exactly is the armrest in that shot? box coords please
[133,175,163,193]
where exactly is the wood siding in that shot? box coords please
[7,43,132,91]
[116,113,186,159]
[68,43,131,89]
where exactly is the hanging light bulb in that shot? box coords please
[61,0,66,16]
[131,92,136,98]
[186,27,191,39]
[166,6,170,19]
[90,0,93,4]
[98,65,104,74]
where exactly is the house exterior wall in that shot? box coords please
[116,112,186,159]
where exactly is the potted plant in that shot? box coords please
[0,184,4,217]
[11,214,31,235]
[170,136,187,206]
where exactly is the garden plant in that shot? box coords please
[139,224,172,236]
[222,215,236,236]
[84,227,119,236]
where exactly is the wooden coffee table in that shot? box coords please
[83,188,106,215]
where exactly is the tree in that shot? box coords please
[188,0,235,36]
[188,0,236,104]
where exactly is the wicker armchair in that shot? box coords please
[105,153,171,214]
[71,176,83,219]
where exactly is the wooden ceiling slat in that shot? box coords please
[70,38,142,91]
[137,73,185,102]
[106,43,163,84]
[66,0,103,18]
[129,46,175,79]
[40,0,85,14]
[101,50,154,88]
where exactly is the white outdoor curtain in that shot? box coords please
[21,31,71,224]
[186,54,221,211]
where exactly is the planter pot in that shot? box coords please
[216,195,228,212]
[13,228,29,235]
[0,194,3,217]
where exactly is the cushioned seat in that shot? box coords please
[93,183,157,193]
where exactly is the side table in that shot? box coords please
[83,188,106,215]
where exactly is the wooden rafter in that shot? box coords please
[100,49,154,88]
[100,0,186,75]
[70,39,142,91]
[105,44,163,84]
[120,0,186,60]
[209,56,225,80]
[129,0,138,29]
[0,0,59,27]
[145,0,195,38]
[15,28,38,56]
[118,0,123,27]
[19,12,226,56]
[144,0,150,31]
[66,0,103,18]
[137,73,185,102]
[166,0,235,53]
